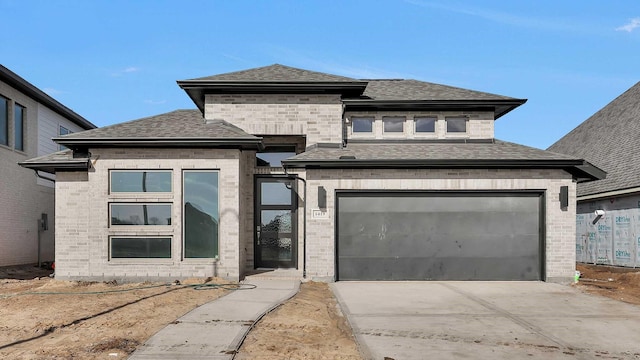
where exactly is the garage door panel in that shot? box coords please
[337,193,542,281]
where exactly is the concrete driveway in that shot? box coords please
[331,282,640,360]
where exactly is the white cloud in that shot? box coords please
[144,99,166,105]
[615,18,640,32]
[111,66,140,77]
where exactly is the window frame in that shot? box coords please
[182,169,220,259]
[414,116,437,133]
[351,117,374,133]
[109,170,173,194]
[59,125,71,151]
[109,202,173,226]
[109,236,172,259]
[382,116,405,133]
[0,95,8,146]
[256,145,297,167]
[14,103,25,151]
[446,116,468,133]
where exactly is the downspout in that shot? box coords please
[284,168,307,279]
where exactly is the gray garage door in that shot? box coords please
[336,192,543,281]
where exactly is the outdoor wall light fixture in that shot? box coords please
[559,186,569,209]
[593,209,605,224]
[318,186,326,209]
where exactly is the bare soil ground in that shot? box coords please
[236,281,361,359]
[0,265,227,359]
[576,263,640,306]
[0,266,360,360]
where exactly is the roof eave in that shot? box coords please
[53,137,264,150]
[342,99,527,119]
[18,159,91,174]
[283,158,603,182]
[177,80,369,112]
[0,65,96,130]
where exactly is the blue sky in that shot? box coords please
[1,0,638,149]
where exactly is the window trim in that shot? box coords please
[109,170,173,194]
[446,116,468,134]
[382,116,405,134]
[109,202,173,227]
[14,103,25,151]
[182,169,220,260]
[0,95,8,147]
[256,144,297,167]
[351,116,374,133]
[109,236,172,259]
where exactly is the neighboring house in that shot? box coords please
[549,82,640,267]
[0,65,96,267]
[20,64,603,283]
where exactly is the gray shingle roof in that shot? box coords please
[188,64,361,82]
[548,81,640,197]
[18,149,90,174]
[283,140,604,182]
[56,109,260,144]
[362,79,516,101]
[290,140,578,162]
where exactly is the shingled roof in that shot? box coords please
[283,140,604,182]
[178,64,526,118]
[188,64,361,82]
[53,109,262,148]
[548,81,640,198]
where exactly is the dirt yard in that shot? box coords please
[0,265,360,360]
[576,263,640,306]
[3,263,638,360]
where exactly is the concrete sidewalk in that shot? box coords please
[129,279,300,360]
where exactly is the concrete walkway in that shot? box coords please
[129,279,300,360]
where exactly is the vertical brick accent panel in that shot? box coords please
[205,94,344,146]
[302,169,576,283]
[54,148,243,282]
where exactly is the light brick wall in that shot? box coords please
[204,94,344,146]
[0,79,56,266]
[345,111,495,140]
[302,168,576,283]
[54,148,243,282]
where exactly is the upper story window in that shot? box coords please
[383,116,404,133]
[59,125,72,151]
[0,96,7,146]
[110,170,172,193]
[14,103,24,151]
[257,145,296,167]
[446,116,467,133]
[352,117,374,133]
[415,116,436,133]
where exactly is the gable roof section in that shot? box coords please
[177,64,369,111]
[548,81,640,198]
[283,140,604,182]
[53,109,262,148]
[0,64,96,130]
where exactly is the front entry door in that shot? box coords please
[255,177,297,268]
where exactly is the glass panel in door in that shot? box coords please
[255,178,297,268]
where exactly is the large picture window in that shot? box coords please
[110,203,172,225]
[111,237,171,258]
[183,171,219,258]
[0,96,7,146]
[110,170,172,193]
[14,103,24,151]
